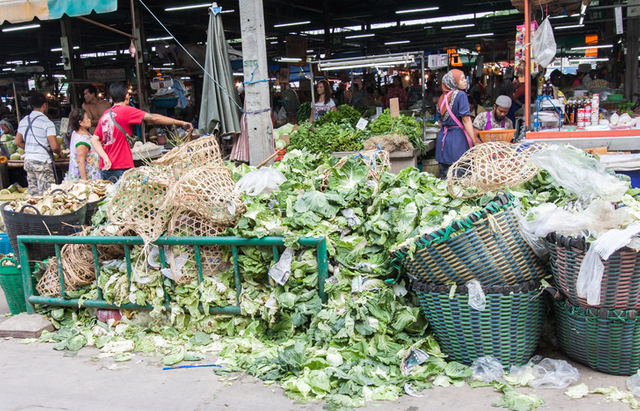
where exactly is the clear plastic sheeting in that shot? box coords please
[627,370,640,397]
[528,358,580,389]
[235,169,287,196]
[466,280,486,311]
[530,145,630,202]
[471,356,505,383]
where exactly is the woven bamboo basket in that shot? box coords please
[546,232,640,311]
[391,192,545,285]
[414,280,547,366]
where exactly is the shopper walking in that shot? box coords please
[14,92,60,196]
[91,82,193,183]
[435,69,478,178]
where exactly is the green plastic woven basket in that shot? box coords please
[0,257,26,314]
[547,233,640,311]
[555,299,640,376]
[414,280,547,366]
[392,192,545,285]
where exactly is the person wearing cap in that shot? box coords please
[472,95,514,142]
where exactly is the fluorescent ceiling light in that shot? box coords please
[574,58,609,62]
[53,74,66,78]
[442,24,475,29]
[549,15,568,19]
[2,68,13,71]
[2,24,40,32]
[307,49,314,53]
[233,72,244,76]
[148,36,173,42]
[152,67,171,70]
[467,32,493,38]
[571,44,613,50]
[274,21,310,28]
[221,9,234,13]
[181,77,191,80]
[371,22,398,29]
[51,48,62,52]
[345,33,375,39]
[270,41,278,44]
[555,24,584,29]
[385,40,410,45]
[317,53,415,71]
[56,63,64,66]
[396,7,439,14]
[6,60,22,65]
[165,3,210,11]
[277,57,302,62]
[401,12,492,26]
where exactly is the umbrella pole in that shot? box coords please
[12,82,20,122]
[130,0,145,141]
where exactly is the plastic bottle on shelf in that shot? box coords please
[584,98,592,127]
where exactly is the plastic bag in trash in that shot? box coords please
[268,247,293,285]
[401,347,429,375]
[466,280,486,311]
[577,222,640,306]
[342,208,362,227]
[235,169,287,196]
[515,205,549,261]
[528,358,580,389]
[530,145,629,202]
[627,370,640,397]
[532,18,557,68]
[471,356,505,383]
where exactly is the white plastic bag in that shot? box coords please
[530,145,629,202]
[235,169,286,196]
[515,205,549,261]
[471,356,505,382]
[627,370,640,397]
[466,280,486,311]
[528,358,580,389]
[532,18,557,68]
[577,222,640,305]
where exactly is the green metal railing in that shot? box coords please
[18,235,329,315]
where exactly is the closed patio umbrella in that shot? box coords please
[198,3,242,136]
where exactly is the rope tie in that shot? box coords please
[486,213,504,235]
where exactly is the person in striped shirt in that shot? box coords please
[14,92,60,196]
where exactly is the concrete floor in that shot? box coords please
[0,287,634,411]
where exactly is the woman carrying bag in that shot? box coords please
[435,70,479,178]
[14,92,60,196]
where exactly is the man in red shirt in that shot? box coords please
[91,82,193,182]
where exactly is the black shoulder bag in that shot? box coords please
[24,114,61,184]
[108,108,137,149]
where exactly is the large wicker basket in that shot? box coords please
[554,298,640,375]
[392,192,545,285]
[413,280,547,366]
[546,232,640,311]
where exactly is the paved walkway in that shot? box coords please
[0,288,632,411]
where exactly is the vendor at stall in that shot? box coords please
[435,69,478,178]
[472,95,514,142]
[310,80,337,123]
[91,82,193,183]
[0,119,14,136]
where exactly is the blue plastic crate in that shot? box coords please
[0,232,15,255]
[617,170,640,189]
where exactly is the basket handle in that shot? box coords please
[18,204,42,215]
[50,189,67,196]
[0,189,11,195]
[0,257,18,266]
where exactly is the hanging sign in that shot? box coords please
[615,7,623,35]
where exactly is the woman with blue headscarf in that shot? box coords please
[436,69,479,178]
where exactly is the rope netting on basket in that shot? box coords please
[321,149,391,191]
[153,134,224,179]
[166,210,229,284]
[447,142,549,199]
[107,167,175,244]
[164,166,245,226]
